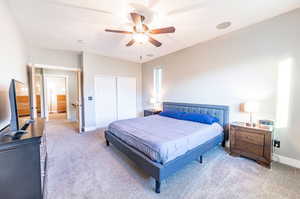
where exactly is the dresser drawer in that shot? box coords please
[236,130,264,145]
[235,140,264,156]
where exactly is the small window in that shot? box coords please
[153,68,162,100]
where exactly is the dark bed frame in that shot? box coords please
[105,102,229,193]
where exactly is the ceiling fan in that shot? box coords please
[105,12,175,47]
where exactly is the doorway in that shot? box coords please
[46,76,68,120]
[28,66,83,133]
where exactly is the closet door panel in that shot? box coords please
[95,76,117,128]
[117,77,137,120]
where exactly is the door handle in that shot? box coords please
[72,103,82,107]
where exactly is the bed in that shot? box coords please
[104,102,229,193]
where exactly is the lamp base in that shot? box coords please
[246,122,256,128]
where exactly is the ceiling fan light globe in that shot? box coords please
[133,33,149,44]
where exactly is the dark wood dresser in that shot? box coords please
[230,122,273,168]
[0,118,47,199]
[144,109,162,116]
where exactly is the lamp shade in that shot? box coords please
[243,101,259,113]
[150,97,157,104]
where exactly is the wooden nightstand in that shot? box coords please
[230,122,273,168]
[144,109,162,117]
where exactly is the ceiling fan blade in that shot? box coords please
[49,1,113,15]
[148,37,162,47]
[149,27,175,34]
[143,24,149,32]
[130,12,142,25]
[105,29,133,34]
[126,40,135,47]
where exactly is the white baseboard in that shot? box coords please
[96,127,107,131]
[84,126,107,132]
[273,154,300,169]
[84,126,97,132]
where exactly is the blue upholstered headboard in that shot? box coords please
[163,102,229,129]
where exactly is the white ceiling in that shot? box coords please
[8,0,300,63]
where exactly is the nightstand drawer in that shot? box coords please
[236,131,264,146]
[235,140,264,156]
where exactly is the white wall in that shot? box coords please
[142,9,300,161]
[0,0,28,131]
[29,47,80,69]
[82,52,142,130]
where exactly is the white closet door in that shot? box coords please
[117,77,137,120]
[95,76,117,128]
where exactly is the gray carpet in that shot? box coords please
[46,120,300,199]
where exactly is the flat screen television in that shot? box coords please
[9,79,31,131]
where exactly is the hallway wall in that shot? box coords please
[29,47,81,69]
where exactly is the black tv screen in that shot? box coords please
[9,79,31,131]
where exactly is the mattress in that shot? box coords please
[108,115,223,164]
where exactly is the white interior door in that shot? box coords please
[117,77,137,120]
[95,76,117,128]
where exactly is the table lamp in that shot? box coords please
[150,97,160,111]
[150,97,156,105]
[241,101,259,126]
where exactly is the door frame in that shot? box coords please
[28,65,37,119]
[34,64,81,72]
[29,64,84,133]
[34,73,45,118]
[76,71,83,133]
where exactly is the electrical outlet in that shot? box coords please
[274,140,280,148]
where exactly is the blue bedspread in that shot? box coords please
[108,115,223,164]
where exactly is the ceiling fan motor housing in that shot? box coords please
[127,12,150,23]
